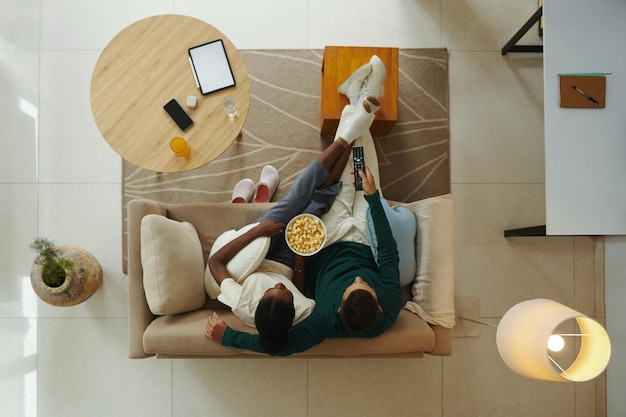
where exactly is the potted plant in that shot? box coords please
[29,237,75,287]
[29,238,103,306]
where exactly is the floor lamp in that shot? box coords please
[460,298,611,382]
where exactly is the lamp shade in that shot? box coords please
[496,299,611,382]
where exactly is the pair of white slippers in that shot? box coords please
[231,165,279,203]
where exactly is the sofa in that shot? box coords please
[127,194,455,359]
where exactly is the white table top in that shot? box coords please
[544,0,626,235]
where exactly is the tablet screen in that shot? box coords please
[188,40,236,95]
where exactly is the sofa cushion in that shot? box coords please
[366,197,417,286]
[140,214,206,315]
[143,308,434,357]
[401,194,456,328]
[204,223,271,299]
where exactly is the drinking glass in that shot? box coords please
[170,137,191,158]
[222,97,238,117]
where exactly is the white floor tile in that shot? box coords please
[442,0,543,52]
[38,184,120,260]
[38,50,121,184]
[175,0,309,49]
[0,318,38,417]
[0,51,39,183]
[0,185,38,318]
[40,0,174,50]
[308,358,443,417]
[173,359,307,417]
[37,318,171,417]
[308,0,441,49]
[0,0,40,50]
[449,51,544,184]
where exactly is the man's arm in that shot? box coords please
[205,312,263,352]
[206,312,331,356]
[208,219,284,285]
[226,314,330,356]
[359,165,399,274]
[361,170,402,329]
[365,192,399,275]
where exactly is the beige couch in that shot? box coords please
[127,195,455,359]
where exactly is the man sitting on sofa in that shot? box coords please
[207,95,383,355]
[206,55,402,356]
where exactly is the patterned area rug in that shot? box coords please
[122,49,449,271]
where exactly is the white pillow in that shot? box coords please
[204,223,271,299]
[401,194,456,328]
[140,215,206,315]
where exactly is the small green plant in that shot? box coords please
[29,238,75,288]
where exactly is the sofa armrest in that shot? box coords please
[427,324,452,356]
[127,199,168,358]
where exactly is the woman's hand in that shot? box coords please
[256,219,285,237]
[205,312,227,341]
[358,165,377,196]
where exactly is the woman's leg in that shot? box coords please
[319,142,353,188]
[259,139,354,224]
[257,142,351,267]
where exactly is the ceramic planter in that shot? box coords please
[30,244,103,306]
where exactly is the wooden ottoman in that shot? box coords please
[320,46,398,137]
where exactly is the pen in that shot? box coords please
[188,57,199,88]
[572,85,599,106]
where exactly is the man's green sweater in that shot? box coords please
[222,191,402,355]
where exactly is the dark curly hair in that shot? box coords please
[340,289,380,333]
[255,296,296,356]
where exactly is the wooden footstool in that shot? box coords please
[320,46,398,137]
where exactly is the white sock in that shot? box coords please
[337,103,374,144]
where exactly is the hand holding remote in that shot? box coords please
[358,165,377,196]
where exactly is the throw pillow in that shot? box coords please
[204,223,271,299]
[365,197,417,286]
[140,215,206,316]
[402,194,456,328]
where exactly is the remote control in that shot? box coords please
[352,146,365,191]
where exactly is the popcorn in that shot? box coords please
[286,214,326,255]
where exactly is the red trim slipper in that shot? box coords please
[231,178,254,203]
[253,165,279,203]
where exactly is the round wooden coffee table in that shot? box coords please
[90,15,250,173]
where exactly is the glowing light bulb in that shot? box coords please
[548,334,565,352]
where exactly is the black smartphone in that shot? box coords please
[163,99,194,131]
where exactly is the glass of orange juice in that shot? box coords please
[170,137,191,158]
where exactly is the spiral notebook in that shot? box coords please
[188,39,236,95]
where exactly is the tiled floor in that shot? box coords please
[0,1,620,416]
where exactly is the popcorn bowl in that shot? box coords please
[285,214,327,256]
